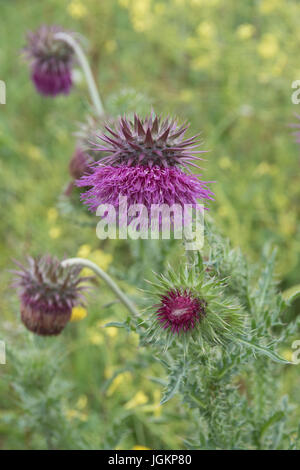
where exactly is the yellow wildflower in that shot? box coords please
[76,395,88,410]
[87,328,104,346]
[124,391,148,410]
[25,144,44,161]
[118,0,129,8]
[70,306,88,322]
[257,34,279,59]
[77,244,91,258]
[106,327,118,339]
[47,207,58,223]
[138,389,161,417]
[197,22,215,40]
[91,249,113,271]
[260,0,282,14]
[281,349,293,362]
[132,446,151,450]
[49,227,61,239]
[65,409,88,422]
[107,371,132,396]
[67,1,87,19]
[236,24,255,40]
[77,245,112,272]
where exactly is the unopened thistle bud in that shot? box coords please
[64,146,94,197]
[69,146,93,180]
[12,255,89,336]
[24,25,75,97]
[144,265,245,350]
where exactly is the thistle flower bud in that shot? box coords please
[157,289,206,334]
[144,265,245,350]
[64,146,94,197]
[12,255,89,336]
[69,146,93,180]
[24,25,74,97]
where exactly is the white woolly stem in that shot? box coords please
[54,32,104,117]
[62,258,138,317]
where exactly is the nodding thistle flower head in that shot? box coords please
[64,146,94,197]
[24,25,74,97]
[143,264,245,351]
[12,255,89,336]
[77,112,214,224]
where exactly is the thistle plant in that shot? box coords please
[76,113,214,224]
[6,23,299,451]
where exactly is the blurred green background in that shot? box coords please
[0,0,299,449]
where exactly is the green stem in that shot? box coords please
[54,32,104,117]
[183,236,196,268]
[62,258,138,317]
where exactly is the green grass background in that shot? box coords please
[0,0,299,449]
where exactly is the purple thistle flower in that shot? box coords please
[24,25,74,97]
[77,164,213,220]
[77,113,214,224]
[156,289,206,334]
[91,113,207,169]
[12,255,89,336]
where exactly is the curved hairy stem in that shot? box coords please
[54,32,104,116]
[62,258,138,317]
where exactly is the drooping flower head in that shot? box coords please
[143,265,245,350]
[69,146,93,180]
[12,255,89,336]
[77,113,214,227]
[64,145,94,197]
[24,25,74,96]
